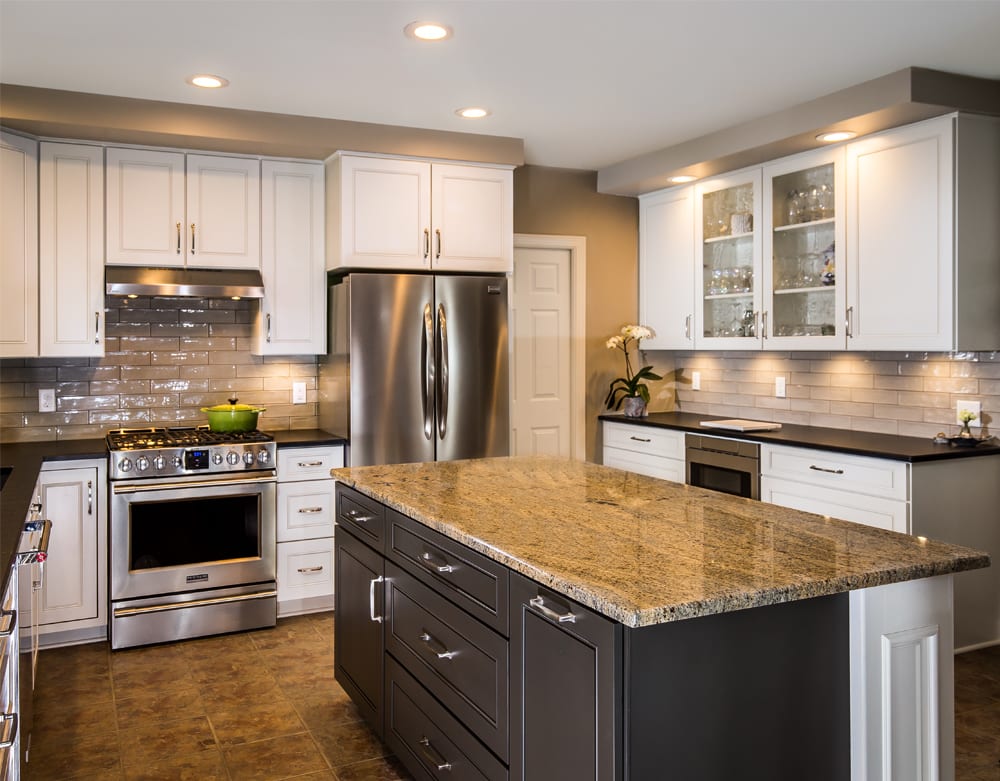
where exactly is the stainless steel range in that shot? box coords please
[107,427,277,649]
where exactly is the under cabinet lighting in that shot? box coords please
[816,130,857,143]
[456,107,490,119]
[404,21,453,41]
[668,175,697,184]
[187,74,229,89]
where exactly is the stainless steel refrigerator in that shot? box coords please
[319,273,509,466]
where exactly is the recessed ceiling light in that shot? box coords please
[816,130,857,143]
[404,21,453,41]
[668,175,697,184]
[455,107,491,119]
[187,74,229,89]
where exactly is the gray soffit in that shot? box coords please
[105,267,266,299]
[597,68,1000,197]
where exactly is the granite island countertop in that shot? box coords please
[332,456,990,628]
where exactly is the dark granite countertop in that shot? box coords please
[599,411,1000,462]
[271,429,347,448]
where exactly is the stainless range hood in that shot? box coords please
[105,267,265,298]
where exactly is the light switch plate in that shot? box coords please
[292,381,307,405]
[692,371,701,391]
[956,399,982,427]
[38,388,56,412]
[775,376,786,398]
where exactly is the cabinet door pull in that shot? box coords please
[369,575,384,623]
[297,506,324,514]
[423,228,430,260]
[530,594,576,623]
[435,228,442,259]
[417,736,453,771]
[419,630,458,660]
[297,565,324,574]
[87,480,93,515]
[685,313,692,341]
[846,306,854,338]
[298,460,324,467]
[809,465,845,475]
[344,509,373,524]
[176,222,182,254]
[94,312,101,344]
[190,223,196,253]
[419,550,455,574]
[266,313,272,343]
[629,436,651,443]
[761,310,768,339]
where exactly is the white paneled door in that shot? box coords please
[511,242,574,457]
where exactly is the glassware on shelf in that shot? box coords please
[817,184,834,219]
[821,242,836,285]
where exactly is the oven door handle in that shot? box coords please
[112,472,277,494]
[113,588,277,617]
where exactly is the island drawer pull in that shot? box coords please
[0,611,14,637]
[420,550,455,574]
[417,736,453,771]
[809,465,845,475]
[345,509,373,524]
[0,713,18,750]
[297,506,325,514]
[297,565,324,574]
[419,630,458,660]
[369,576,384,623]
[298,460,324,467]
[629,436,652,443]
[530,595,576,623]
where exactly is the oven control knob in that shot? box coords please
[152,455,165,471]
[171,456,183,468]
[257,450,270,465]
[135,456,150,472]
[243,451,255,466]
[118,457,133,473]
[212,452,224,465]
[226,451,240,466]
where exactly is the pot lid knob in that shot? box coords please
[229,397,239,406]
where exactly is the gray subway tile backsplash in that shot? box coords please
[0,296,319,442]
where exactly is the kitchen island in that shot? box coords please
[332,456,989,781]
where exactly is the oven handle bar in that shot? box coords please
[112,472,277,494]
[113,588,277,618]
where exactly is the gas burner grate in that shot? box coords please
[107,426,274,451]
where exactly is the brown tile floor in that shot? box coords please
[23,613,1000,780]
[24,613,412,781]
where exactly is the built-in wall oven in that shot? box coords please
[107,428,277,650]
[685,433,760,500]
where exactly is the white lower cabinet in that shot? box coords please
[601,420,685,483]
[35,459,107,644]
[276,444,344,615]
[850,575,955,781]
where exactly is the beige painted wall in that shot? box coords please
[513,165,673,461]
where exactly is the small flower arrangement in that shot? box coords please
[959,409,978,437]
[604,324,662,413]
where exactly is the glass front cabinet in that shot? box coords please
[762,147,846,349]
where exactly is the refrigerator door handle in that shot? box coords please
[422,303,435,440]
[437,303,449,440]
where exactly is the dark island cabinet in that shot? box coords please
[334,523,385,738]
[509,573,623,781]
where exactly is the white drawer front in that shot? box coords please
[603,447,685,484]
[603,421,685,460]
[277,481,335,542]
[277,445,344,481]
[761,476,909,534]
[277,538,334,602]
[760,444,909,501]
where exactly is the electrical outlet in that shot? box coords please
[38,388,56,412]
[692,371,701,391]
[956,399,982,427]
[775,376,786,398]
[292,381,307,405]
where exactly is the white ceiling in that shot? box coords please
[2,0,1000,171]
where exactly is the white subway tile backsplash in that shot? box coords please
[0,295,319,442]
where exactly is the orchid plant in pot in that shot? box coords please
[604,325,662,417]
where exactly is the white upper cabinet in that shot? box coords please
[0,130,38,358]
[694,168,763,350]
[762,146,846,350]
[39,142,105,357]
[255,160,326,355]
[327,153,513,273]
[106,148,261,269]
[846,116,954,351]
[638,186,695,349]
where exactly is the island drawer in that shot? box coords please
[389,512,509,635]
[386,563,508,761]
[602,421,685,459]
[386,656,508,781]
[336,485,386,551]
[760,444,909,501]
